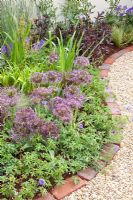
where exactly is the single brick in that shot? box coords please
[110,49,127,60]
[104,57,115,65]
[100,70,109,78]
[78,167,97,181]
[35,193,56,200]
[107,102,121,115]
[51,177,87,199]
[100,144,120,163]
[94,160,107,171]
[125,45,133,52]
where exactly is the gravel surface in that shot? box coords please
[63,51,133,200]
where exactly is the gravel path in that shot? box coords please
[63,51,133,200]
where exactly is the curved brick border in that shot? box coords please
[36,45,133,200]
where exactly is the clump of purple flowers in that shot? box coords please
[63,85,81,98]
[31,87,56,104]
[74,56,90,67]
[115,5,133,16]
[49,52,59,63]
[31,73,45,84]
[67,70,92,85]
[12,107,59,140]
[52,102,73,124]
[31,71,63,85]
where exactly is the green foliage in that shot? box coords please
[56,31,83,72]
[105,0,120,13]
[62,0,95,26]
[112,25,133,47]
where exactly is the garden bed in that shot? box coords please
[0,1,133,200]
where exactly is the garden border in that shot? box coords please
[36,45,133,200]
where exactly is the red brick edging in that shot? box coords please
[36,45,133,200]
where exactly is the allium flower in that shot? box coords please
[31,87,55,104]
[66,95,85,109]
[0,87,20,107]
[45,71,63,84]
[74,56,90,67]
[49,52,59,63]
[31,72,46,84]
[63,85,81,98]
[48,96,66,110]
[13,107,43,136]
[40,121,59,139]
[39,179,46,186]
[52,103,73,124]
[67,70,92,85]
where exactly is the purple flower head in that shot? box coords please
[39,179,46,186]
[26,37,30,44]
[66,95,85,109]
[40,121,59,139]
[74,56,90,67]
[48,97,66,110]
[126,7,133,15]
[67,70,92,85]
[31,87,55,104]
[123,5,128,10]
[49,52,59,63]
[119,13,124,17]
[52,101,73,124]
[45,71,63,84]
[1,45,10,55]
[63,85,81,98]
[116,5,122,12]
[31,72,45,84]
[79,123,84,129]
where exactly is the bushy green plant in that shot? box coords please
[62,0,95,26]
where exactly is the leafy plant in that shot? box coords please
[62,0,95,26]
[56,31,83,72]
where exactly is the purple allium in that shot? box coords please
[66,95,85,109]
[39,179,46,186]
[49,52,59,63]
[52,103,73,124]
[40,121,59,139]
[119,13,124,17]
[31,87,55,104]
[31,72,45,84]
[63,85,81,98]
[74,56,90,67]
[12,107,43,137]
[45,71,63,84]
[0,87,20,107]
[67,70,92,85]
[48,97,66,110]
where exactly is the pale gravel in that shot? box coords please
[63,51,133,200]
